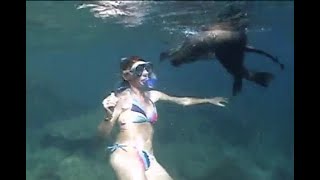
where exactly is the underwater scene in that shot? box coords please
[26,1,294,180]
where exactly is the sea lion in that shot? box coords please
[160,21,284,96]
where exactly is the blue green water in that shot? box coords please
[26,1,294,180]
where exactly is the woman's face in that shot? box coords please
[131,68,149,88]
[124,61,151,89]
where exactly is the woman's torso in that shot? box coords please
[114,90,158,153]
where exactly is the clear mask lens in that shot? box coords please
[132,63,153,77]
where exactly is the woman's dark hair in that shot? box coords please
[120,56,146,71]
[116,56,146,94]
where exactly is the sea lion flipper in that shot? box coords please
[248,71,274,87]
[232,76,243,96]
[160,51,170,62]
[245,46,284,70]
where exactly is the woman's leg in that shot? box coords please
[109,147,148,180]
[145,157,173,180]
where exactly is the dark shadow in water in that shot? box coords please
[194,157,254,180]
[36,168,61,180]
[39,134,105,158]
[27,78,91,129]
[271,166,293,180]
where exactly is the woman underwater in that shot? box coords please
[99,56,228,180]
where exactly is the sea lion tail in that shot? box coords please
[249,71,274,87]
[245,46,285,70]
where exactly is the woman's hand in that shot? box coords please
[102,92,119,115]
[207,97,228,107]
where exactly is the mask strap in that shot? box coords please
[130,61,150,72]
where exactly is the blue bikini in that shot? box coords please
[130,98,158,124]
[107,95,158,171]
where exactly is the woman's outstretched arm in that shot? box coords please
[149,90,228,107]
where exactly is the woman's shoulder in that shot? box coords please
[117,88,131,96]
[115,89,133,109]
[146,90,163,103]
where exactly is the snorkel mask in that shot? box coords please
[121,57,158,89]
[130,61,157,89]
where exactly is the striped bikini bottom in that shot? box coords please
[107,143,153,171]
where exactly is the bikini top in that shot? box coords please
[130,96,158,124]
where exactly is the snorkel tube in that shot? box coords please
[145,72,157,89]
